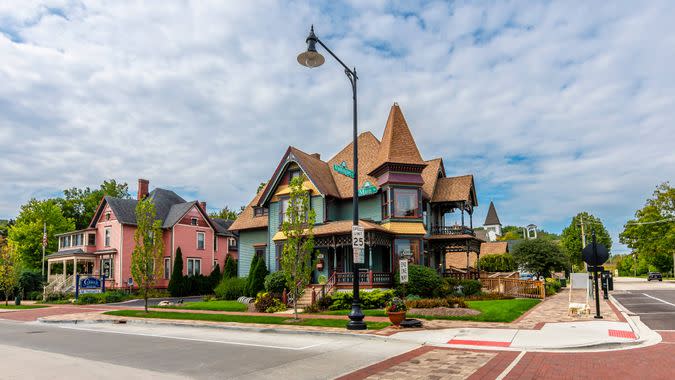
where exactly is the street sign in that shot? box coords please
[352,225,364,250]
[583,243,609,266]
[353,248,365,264]
[128,277,134,286]
[399,259,409,283]
[588,266,605,272]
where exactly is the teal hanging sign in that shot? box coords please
[358,181,378,197]
[333,161,354,178]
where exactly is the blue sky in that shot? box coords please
[2,1,675,253]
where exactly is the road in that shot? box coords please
[612,277,675,330]
[0,319,417,380]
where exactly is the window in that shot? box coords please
[87,234,96,246]
[279,198,289,223]
[254,207,268,217]
[191,217,198,226]
[393,188,420,218]
[105,212,110,221]
[104,228,111,247]
[255,247,265,259]
[275,243,284,271]
[72,234,83,246]
[100,258,113,278]
[381,189,391,219]
[289,170,302,181]
[197,232,205,250]
[163,258,171,279]
[187,258,201,276]
[214,236,218,251]
[394,239,420,263]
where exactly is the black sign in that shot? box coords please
[587,266,605,272]
[583,243,609,266]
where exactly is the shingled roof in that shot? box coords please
[368,103,426,175]
[229,188,269,231]
[484,201,501,226]
[327,131,381,199]
[212,218,236,237]
[421,158,445,200]
[289,147,340,198]
[431,175,477,205]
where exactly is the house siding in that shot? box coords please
[311,196,324,223]
[267,201,281,271]
[335,195,381,221]
[238,229,268,277]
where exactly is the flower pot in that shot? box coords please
[387,311,406,327]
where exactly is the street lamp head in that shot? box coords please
[297,25,325,68]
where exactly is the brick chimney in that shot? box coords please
[311,153,321,159]
[200,201,207,212]
[137,179,149,200]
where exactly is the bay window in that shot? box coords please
[393,188,420,218]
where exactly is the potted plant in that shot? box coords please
[385,297,407,327]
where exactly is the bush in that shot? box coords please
[327,290,395,310]
[209,263,221,289]
[246,257,268,297]
[19,270,43,297]
[394,264,442,298]
[478,254,517,272]
[405,297,467,309]
[465,293,514,301]
[264,271,287,295]
[223,255,238,279]
[76,291,128,305]
[254,292,285,313]
[215,277,247,300]
[26,290,43,301]
[168,248,185,297]
[444,278,482,297]
[545,278,561,296]
[183,274,215,296]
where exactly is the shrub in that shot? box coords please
[26,290,43,301]
[247,257,268,297]
[329,292,353,310]
[254,292,285,313]
[405,294,422,301]
[183,274,213,296]
[465,293,514,301]
[223,255,238,279]
[444,278,482,297]
[327,290,395,310]
[264,271,287,295]
[215,277,247,300]
[209,263,221,289]
[478,254,517,272]
[19,270,43,297]
[168,248,185,297]
[394,264,442,298]
[405,297,467,309]
[76,291,128,305]
[545,278,561,296]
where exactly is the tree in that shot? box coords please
[209,206,240,221]
[8,199,75,271]
[223,255,237,279]
[512,239,567,278]
[560,212,612,269]
[280,175,316,319]
[478,253,517,272]
[130,198,164,312]
[257,182,267,193]
[58,179,130,229]
[209,263,221,289]
[168,248,185,296]
[247,256,268,297]
[620,183,675,274]
[0,241,20,305]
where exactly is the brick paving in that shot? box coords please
[363,349,496,380]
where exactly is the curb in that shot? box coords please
[37,317,388,341]
[609,294,662,347]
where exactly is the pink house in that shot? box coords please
[46,179,238,290]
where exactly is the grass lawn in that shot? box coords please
[0,304,48,310]
[156,300,247,312]
[104,310,391,330]
[318,298,540,323]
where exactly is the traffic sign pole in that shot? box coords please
[592,232,603,319]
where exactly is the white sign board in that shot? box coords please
[79,289,102,294]
[399,259,409,283]
[353,248,365,264]
[352,225,364,250]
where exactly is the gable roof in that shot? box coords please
[480,241,509,255]
[229,188,269,231]
[327,131,381,199]
[212,218,236,236]
[148,188,187,223]
[162,201,197,228]
[368,103,426,175]
[101,197,138,225]
[421,158,445,199]
[431,175,478,206]
[289,147,340,198]
[484,201,501,226]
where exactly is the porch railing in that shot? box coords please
[481,277,546,299]
[334,271,393,286]
[430,225,474,236]
[442,270,480,280]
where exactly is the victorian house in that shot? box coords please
[229,104,482,289]
[46,179,238,290]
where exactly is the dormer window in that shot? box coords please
[289,170,302,181]
[253,207,268,217]
[105,212,110,221]
[191,217,198,226]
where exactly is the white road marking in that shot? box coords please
[642,293,675,308]
[56,325,325,351]
[496,350,527,380]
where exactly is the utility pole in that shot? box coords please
[41,221,46,278]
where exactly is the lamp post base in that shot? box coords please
[347,303,367,330]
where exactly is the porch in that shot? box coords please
[45,249,117,292]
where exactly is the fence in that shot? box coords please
[481,277,546,299]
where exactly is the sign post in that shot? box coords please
[352,226,365,264]
[582,231,609,319]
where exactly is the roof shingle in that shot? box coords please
[368,104,426,175]
[431,175,477,205]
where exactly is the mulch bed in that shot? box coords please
[409,307,481,317]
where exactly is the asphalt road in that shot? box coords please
[0,319,416,380]
[612,277,675,330]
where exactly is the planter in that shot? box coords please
[387,311,406,327]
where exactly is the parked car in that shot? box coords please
[647,272,663,281]
[520,273,534,280]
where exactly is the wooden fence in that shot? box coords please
[481,277,546,299]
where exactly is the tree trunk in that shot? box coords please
[5,293,8,306]
[144,286,148,313]
[293,287,298,320]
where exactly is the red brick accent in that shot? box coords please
[468,351,520,380]
[335,346,436,380]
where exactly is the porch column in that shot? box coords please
[441,247,446,273]
[469,212,473,229]
[461,202,465,226]
[73,257,78,287]
[47,261,52,282]
[62,259,66,278]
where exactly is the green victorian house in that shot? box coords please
[229,103,482,289]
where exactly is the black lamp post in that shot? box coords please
[298,25,366,330]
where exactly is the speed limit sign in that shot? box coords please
[352,225,364,250]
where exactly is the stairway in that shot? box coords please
[294,287,314,308]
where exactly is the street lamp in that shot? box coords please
[298,25,366,330]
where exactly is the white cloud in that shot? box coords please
[1,1,674,253]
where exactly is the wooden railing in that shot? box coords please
[335,271,393,286]
[430,225,475,236]
[481,277,546,299]
[443,271,480,280]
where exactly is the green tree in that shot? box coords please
[223,255,237,279]
[0,241,20,305]
[130,198,164,312]
[168,248,185,296]
[620,183,675,274]
[58,179,130,229]
[280,175,316,319]
[478,253,517,272]
[560,212,612,268]
[257,182,267,193]
[209,206,240,221]
[512,239,567,278]
[8,199,75,271]
[0,219,12,237]
[209,263,221,289]
[247,256,268,297]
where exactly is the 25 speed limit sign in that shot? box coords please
[352,225,364,250]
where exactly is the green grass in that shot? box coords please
[156,300,247,312]
[104,310,391,330]
[317,298,540,323]
[0,304,48,310]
